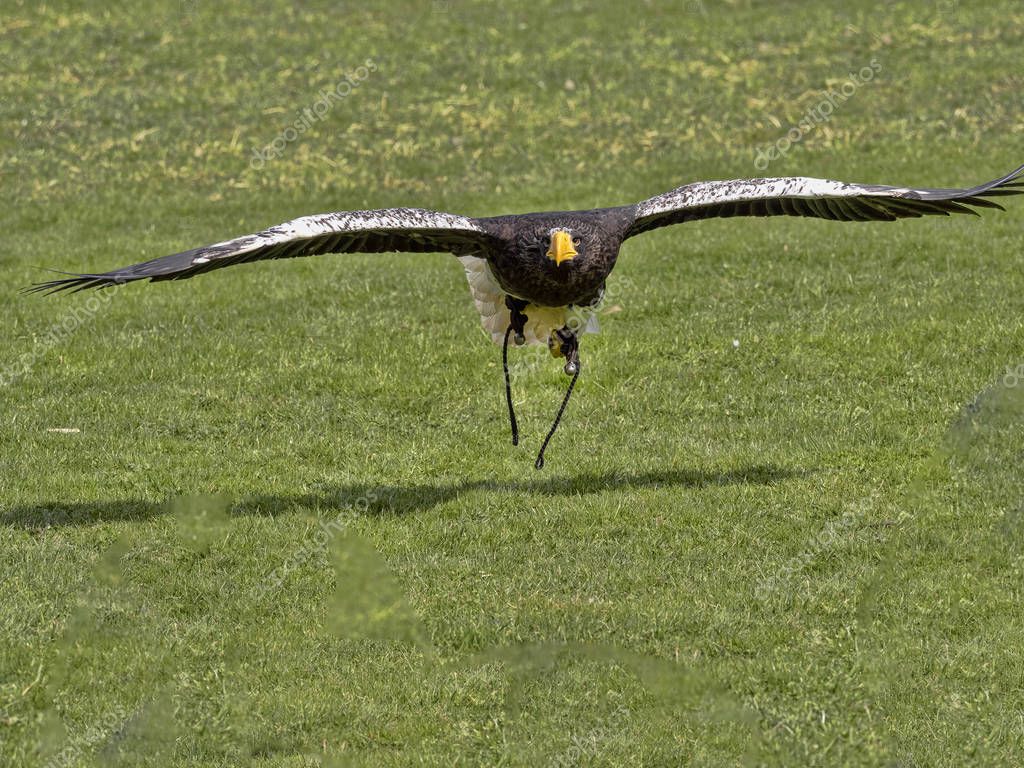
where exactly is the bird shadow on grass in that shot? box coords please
[2,464,805,530]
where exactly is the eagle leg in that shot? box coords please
[548,326,580,375]
[504,295,529,346]
[501,296,529,446]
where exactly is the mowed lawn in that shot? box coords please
[2,0,1023,764]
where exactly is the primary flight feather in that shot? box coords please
[29,164,1024,468]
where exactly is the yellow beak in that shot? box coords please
[546,230,577,266]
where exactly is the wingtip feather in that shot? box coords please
[22,269,129,296]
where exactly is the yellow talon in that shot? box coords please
[548,333,564,358]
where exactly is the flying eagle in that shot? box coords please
[28,165,1024,468]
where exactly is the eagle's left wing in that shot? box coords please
[26,208,500,294]
[623,165,1024,239]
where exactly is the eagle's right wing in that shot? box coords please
[27,208,501,294]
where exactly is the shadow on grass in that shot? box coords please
[3,464,804,529]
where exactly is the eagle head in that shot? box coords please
[544,228,580,267]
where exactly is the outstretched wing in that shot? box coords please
[27,208,500,294]
[624,164,1024,239]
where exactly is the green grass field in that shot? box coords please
[2,0,1024,764]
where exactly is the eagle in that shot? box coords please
[28,164,1024,469]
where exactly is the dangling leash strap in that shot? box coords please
[534,359,580,470]
[502,323,519,446]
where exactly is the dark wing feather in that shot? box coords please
[26,208,499,294]
[623,165,1024,239]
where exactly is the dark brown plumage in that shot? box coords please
[477,209,634,307]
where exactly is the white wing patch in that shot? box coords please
[194,208,486,266]
[458,255,599,346]
[635,177,909,219]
